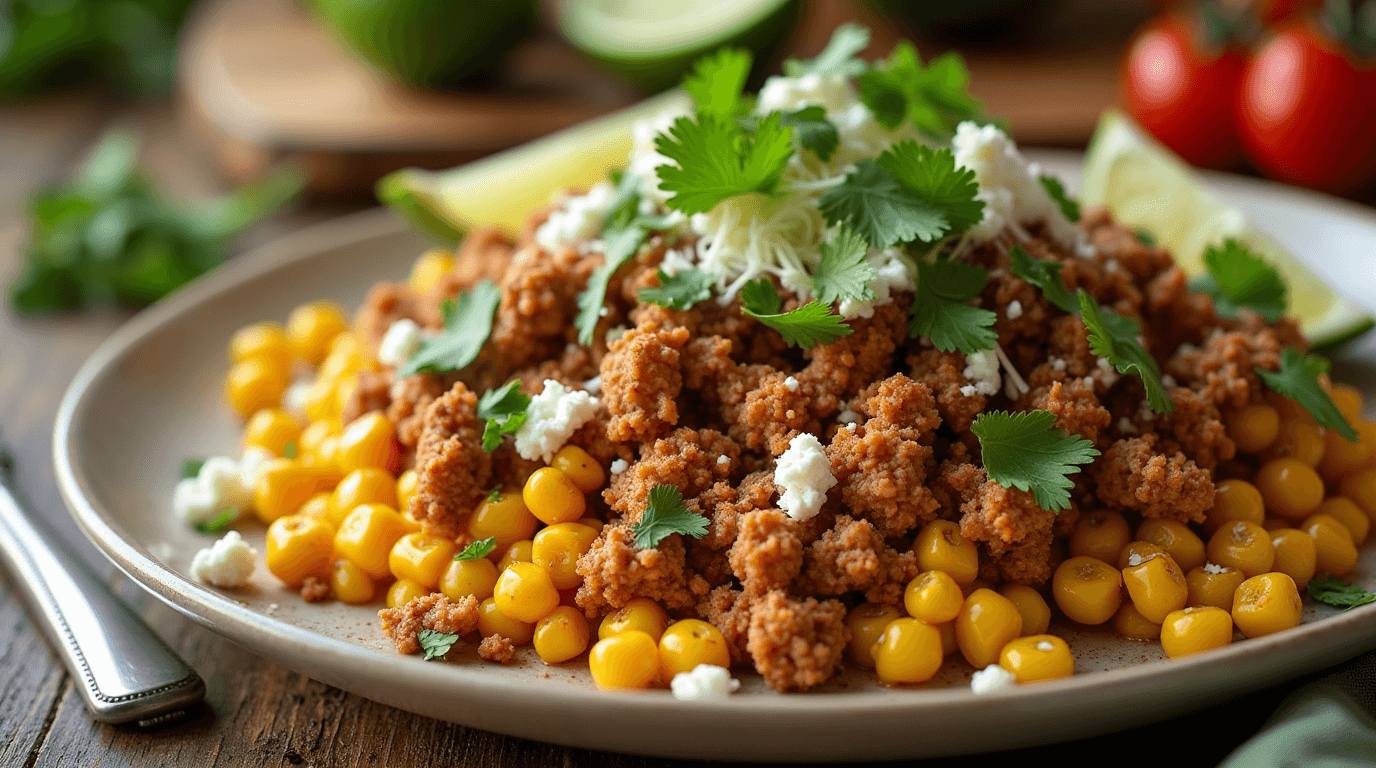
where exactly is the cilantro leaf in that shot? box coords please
[683,47,752,118]
[181,458,205,480]
[601,170,642,234]
[1134,229,1157,247]
[783,22,870,78]
[1308,576,1376,609]
[740,278,853,349]
[856,68,908,129]
[476,381,530,452]
[630,485,709,549]
[971,410,1100,512]
[417,629,459,661]
[1257,347,1358,441]
[454,537,497,561]
[1077,290,1174,414]
[655,112,793,214]
[639,268,715,310]
[283,441,297,460]
[812,226,874,306]
[857,42,986,140]
[819,161,945,248]
[486,488,503,503]
[777,107,839,162]
[1189,239,1288,322]
[574,224,651,345]
[909,259,997,353]
[877,141,984,237]
[1009,245,1076,313]
[1038,175,1080,223]
[192,509,238,535]
[399,280,500,377]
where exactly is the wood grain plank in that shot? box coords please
[0,578,67,768]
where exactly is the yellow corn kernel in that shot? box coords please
[297,492,334,531]
[1186,564,1246,609]
[336,412,398,475]
[599,597,670,642]
[477,597,535,645]
[845,603,902,669]
[522,467,586,526]
[440,556,499,602]
[1302,513,1359,576]
[998,634,1074,683]
[244,408,303,457]
[253,459,341,523]
[532,522,599,590]
[1113,602,1162,641]
[498,539,534,571]
[871,618,943,685]
[1206,479,1266,533]
[286,301,347,365]
[998,584,1051,636]
[226,357,289,418]
[904,571,964,624]
[1229,403,1280,454]
[961,578,996,598]
[385,578,427,609]
[1121,551,1188,623]
[577,516,606,533]
[468,489,539,549]
[299,420,337,460]
[1136,518,1207,573]
[1116,541,1167,570]
[533,606,591,664]
[911,520,979,586]
[331,559,376,604]
[589,631,659,689]
[1207,520,1276,577]
[955,588,1023,669]
[552,445,605,494]
[1256,458,1326,520]
[328,467,398,526]
[1268,528,1317,588]
[408,248,456,294]
[333,503,409,580]
[1069,510,1132,564]
[1316,496,1370,545]
[1340,466,1376,519]
[230,321,291,366]
[1265,419,1326,468]
[1052,556,1123,625]
[303,378,341,426]
[265,514,334,588]
[1270,392,1317,425]
[1330,384,1364,423]
[494,561,560,623]
[1231,572,1303,638]
[659,619,731,680]
[396,469,419,515]
[1160,606,1233,658]
[939,619,958,657]
[388,532,458,589]
[1318,424,1376,482]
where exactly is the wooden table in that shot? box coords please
[0,94,1347,768]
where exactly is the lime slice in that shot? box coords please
[557,0,801,92]
[1081,109,1373,350]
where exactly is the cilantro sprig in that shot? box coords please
[783,22,870,78]
[192,509,238,535]
[454,537,497,561]
[1077,290,1175,414]
[909,259,997,353]
[1038,175,1080,223]
[476,381,530,452]
[1257,348,1357,441]
[1189,239,1287,322]
[655,111,793,215]
[819,142,982,249]
[811,226,874,306]
[772,107,839,162]
[399,280,500,377]
[486,488,503,503]
[971,410,1100,512]
[180,458,205,480]
[856,42,987,139]
[417,629,459,661]
[740,279,852,349]
[639,268,715,310]
[1009,245,1076,313]
[575,220,668,345]
[630,485,709,549]
[683,47,752,118]
[1308,576,1376,609]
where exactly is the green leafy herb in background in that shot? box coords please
[1009,245,1076,313]
[639,268,715,310]
[399,280,500,376]
[856,42,989,140]
[783,22,870,78]
[417,629,459,661]
[180,458,205,480]
[682,47,752,118]
[1257,348,1358,441]
[1309,577,1376,609]
[1077,290,1175,414]
[454,537,497,562]
[1039,175,1080,223]
[908,259,996,353]
[192,509,238,535]
[9,129,302,314]
[630,485,708,549]
[971,410,1100,512]
[476,381,529,452]
[1189,239,1288,322]
[740,278,852,349]
[772,107,839,163]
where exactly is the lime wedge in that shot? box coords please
[1081,109,1373,350]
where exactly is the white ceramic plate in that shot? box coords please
[54,140,1376,760]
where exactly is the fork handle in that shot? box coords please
[0,458,204,724]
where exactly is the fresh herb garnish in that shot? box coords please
[1308,576,1376,609]
[819,142,982,249]
[283,441,298,460]
[476,381,530,452]
[575,222,657,345]
[417,629,459,660]
[630,485,709,549]
[180,458,205,480]
[398,280,500,376]
[740,278,853,349]
[1257,348,1358,441]
[908,259,997,353]
[878,142,985,235]
[682,47,752,118]
[639,268,715,310]
[1039,175,1080,223]
[811,226,874,306]
[601,170,643,234]
[655,111,793,214]
[454,537,497,561]
[971,410,1100,512]
[783,22,870,78]
[856,42,986,139]
[192,509,238,535]
[1189,239,1287,322]
[486,488,503,503]
[1133,229,1157,247]
[775,107,839,162]
[1077,289,1174,414]
[1009,245,1076,313]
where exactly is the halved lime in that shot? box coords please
[1081,109,1373,350]
[557,0,801,92]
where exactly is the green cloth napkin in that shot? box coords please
[1222,650,1376,767]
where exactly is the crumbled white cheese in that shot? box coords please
[1177,343,1199,355]
[378,319,423,367]
[952,122,1081,249]
[1048,356,1067,372]
[837,408,861,425]
[582,375,602,395]
[283,379,313,421]
[1161,374,1177,388]
[1036,640,1055,652]
[267,602,280,614]
[1117,417,1138,434]
[716,455,731,466]
[1105,259,1122,272]
[1127,552,1145,567]
[758,73,858,116]
[962,350,1002,397]
[784,376,800,393]
[610,459,629,475]
[534,181,616,251]
[971,664,1017,694]
[513,380,600,463]
[670,664,741,700]
[839,250,913,320]
[173,457,251,526]
[960,385,978,398]
[239,446,275,491]
[1095,357,1120,385]
[774,433,836,522]
[659,247,697,277]
[1006,300,1023,320]
[1202,562,1228,575]
[188,530,257,588]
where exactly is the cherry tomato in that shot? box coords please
[1120,13,1248,169]
[1236,21,1376,194]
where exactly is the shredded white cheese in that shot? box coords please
[971,664,1017,694]
[670,664,741,700]
[774,433,836,522]
[513,380,600,463]
[189,530,256,588]
[952,121,1082,250]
